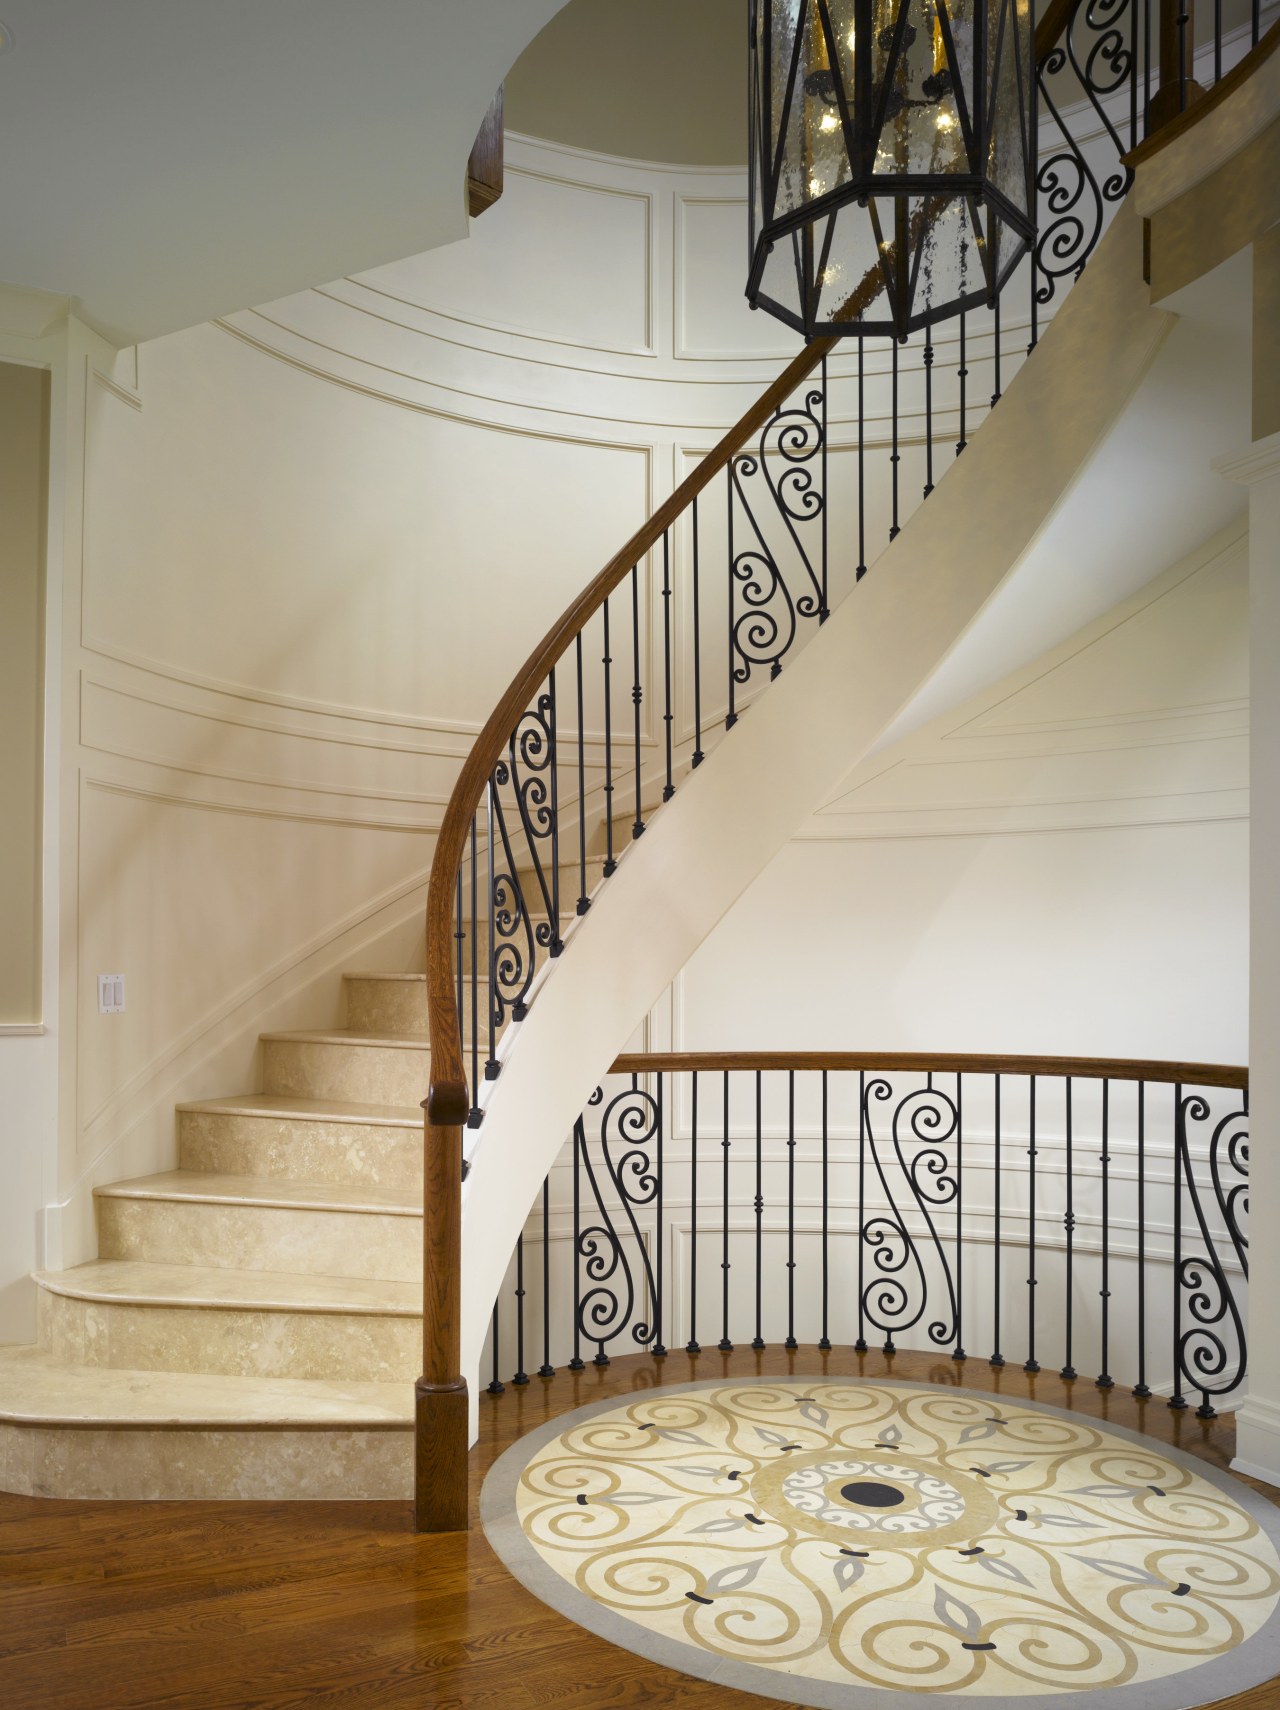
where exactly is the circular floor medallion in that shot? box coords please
[482,1378,1280,1709]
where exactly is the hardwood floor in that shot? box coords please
[2,1346,1277,1710]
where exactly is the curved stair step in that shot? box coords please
[178,1093,424,1190]
[261,1029,429,1105]
[94,1169,422,1282]
[34,1260,421,1383]
[0,1347,411,1500]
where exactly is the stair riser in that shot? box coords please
[179,1108,423,1192]
[263,1038,427,1106]
[38,1290,421,1383]
[0,1421,411,1500]
[96,1197,422,1283]
[344,978,428,1035]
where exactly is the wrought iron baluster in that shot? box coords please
[1098,1079,1114,1388]
[991,290,1002,407]
[753,1070,765,1350]
[1025,1075,1040,1373]
[954,1072,965,1360]
[548,667,561,955]
[720,1070,733,1351]
[661,532,674,802]
[485,785,498,1081]
[454,863,465,1050]
[1133,1081,1150,1398]
[786,1070,797,1350]
[1214,0,1222,85]
[889,337,901,541]
[631,564,644,840]
[1172,1086,1249,1417]
[692,497,705,766]
[1170,1082,1187,1410]
[819,1069,831,1350]
[726,470,737,729]
[654,1071,667,1356]
[575,632,589,916]
[602,600,616,876]
[569,1117,584,1371]
[469,816,480,1125]
[687,1070,701,1353]
[488,1303,504,1396]
[538,1177,554,1378]
[856,339,867,580]
[957,307,968,456]
[855,1069,867,1352]
[991,1073,1005,1367]
[1061,1075,1077,1381]
[513,1233,528,1385]
[923,334,935,499]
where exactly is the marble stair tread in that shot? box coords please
[0,1345,412,1428]
[95,1169,423,1217]
[177,1092,422,1128]
[34,1259,421,1316]
[261,1029,429,1049]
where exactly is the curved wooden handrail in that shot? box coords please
[609,1051,1248,1089]
[424,332,836,1123]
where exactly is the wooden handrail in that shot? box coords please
[609,1051,1248,1089]
[424,332,836,1125]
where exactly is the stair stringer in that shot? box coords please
[458,202,1174,1424]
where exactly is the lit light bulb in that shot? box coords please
[937,111,955,132]
[809,174,826,196]
[819,109,840,133]
[821,263,844,286]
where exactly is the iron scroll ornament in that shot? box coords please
[1174,1091,1249,1418]
[574,1084,661,1364]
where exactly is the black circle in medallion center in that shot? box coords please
[840,1480,905,1509]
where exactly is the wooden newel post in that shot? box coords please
[415,1111,469,1533]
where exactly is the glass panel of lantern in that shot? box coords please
[746,0,1035,339]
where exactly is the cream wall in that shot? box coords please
[664,525,1250,1063]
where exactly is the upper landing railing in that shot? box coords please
[415,1,1280,1532]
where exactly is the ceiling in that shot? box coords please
[506,0,745,166]
[0,0,568,345]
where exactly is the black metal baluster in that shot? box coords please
[631,564,644,840]
[991,290,1002,407]
[923,333,935,498]
[692,498,705,766]
[819,352,829,620]
[1144,0,1152,137]
[1178,1,1190,112]
[1061,1076,1077,1381]
[752,1070,765,1350]
[469,814,481,1126]
[485,785,498,1081]
[653,1070,667,1356]
[548,667,562,954]
[889,337,901,541]
[1133,1082,1150,1398]
[575,632,590,916]
[454,863,465,1045]
[661,531,675,801]
[856,339,867,580]
[513,1233,529,1385]
[720,1070,733,1351]
[956,306,968,455]
[991,1073,1005,1366]
[726,469,738,728]
[785,1071,797,1349]
[819,1069,831,1350]
[687,1071,701,1353]
[569,1118,584,1372]
[602,600,616,876]
[488,1303,504,1395]
[1025,1075,1040,1373]
[1252,0,1260,47]
[1097,1079,1114,1387]
[954,1072,966,1360]
[538,1177,554,1378]
[1170,1083,1187,1409]
[855,1069,867,1352]
[1214,0,1222,86]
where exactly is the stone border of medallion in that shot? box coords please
[481,1377,1280,1710]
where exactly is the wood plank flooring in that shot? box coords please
[2,1346,1277,1710]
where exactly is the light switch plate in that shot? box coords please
[98,973,125,1014]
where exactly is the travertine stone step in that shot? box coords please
[0,1346,412,1500]
[179,1094,423,1191]
[261,1029,429,1106]
[34,1261,421,1382]
[95,1171,422,1282]
[344,972,428,1035]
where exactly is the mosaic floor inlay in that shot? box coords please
[482,1379,1280,1709]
